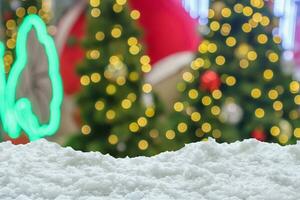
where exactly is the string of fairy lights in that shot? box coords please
[172,0,300,144]
[78,0,157,151]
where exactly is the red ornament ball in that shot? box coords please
[251,129,266,141]
[199,70,221,92]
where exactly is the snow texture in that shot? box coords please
[1,138,300,200]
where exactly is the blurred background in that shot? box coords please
[1,0,300,157]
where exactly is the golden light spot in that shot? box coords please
[225,76,236,86]
[239,59,249,69]
[255,108,265,118]
[202,96,212,106]
[141,64,152,73]
[294,128,300,138]
[290,81,300,93]
[212,129,222,138]
[128,37,138,46]
[251,88,261,99]
[111,27,122,38]
[221,7,231,18]
[16,7,26,18]
[177,122,188,133]
[273,101,283,111]
[149,129,159,138]
[208,43,218,53]
[116,77,126,86]
[6,20,16,30]
[251,0,264,8]
[270,126,280,136]
[91,73,101,83]
[129,72,139,81]
[80,75,90,86]
[215,55,225,65]
[27,6,37,14]
[182,71,194,82]
[210,21,220,31]
[89,50,100,59]
[273,36,281,44]
[188,89,199,100]
[257,34,268,44]
[220,23,231,36]
[191,58,205,70]
[165,130,176,140]
[113,3,123,13]
[191,112,201,122]
[212,90,222,99]
[174,102,184,112]
[226,37,236,47]
[252,12,262,22]
[201,122,212,133]
[95,100,105,111]
[127,93,137,102]
[268,89,278,100]
[130,10,140,20]
[211,106,221,116]
[294,95,300,105]
[90,0,100,7]
[279,134,289,144]
[195,128,204,137]
[140,55,151,64]
[116,0,127,5]
[121,99,132,109]
[95,32,105,41]
[145,107,155,117]
[106,84,117,95]
[243,6,253,16]
[137,117,148,127]
[106,110,116,120]
[138,140,149,150]
[108,134,118,145]
[142,83,152,93]
[247,51,257,61]
[263,69,273,80]
[129,122,139,132]
[268,52,279,63]
[234,3,243,13]
[208,9,215,18]
[81,125,91,135]
[129,45,140,55]
[261,16,270,26]
[242,23,252,33]
[91,8,101,17]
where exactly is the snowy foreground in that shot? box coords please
[1,139,300,200]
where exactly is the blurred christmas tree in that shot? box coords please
[66,0,165,157]
[167,0,300,146]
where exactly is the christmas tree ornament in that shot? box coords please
[220,101,243,125]
[251,129,266,141]
[104,60,128,82]
[199,70,221,92]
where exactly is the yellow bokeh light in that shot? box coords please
[95,100,105,111]
[191,58,204,70]
[129,71,139,81]
[111,27,122,38]
[191,112,201,122]
[294,128,300,138]
[95,31,105,41]
[141,64,152,73]
[121,99,132,109]
[242,23,252,33]
[270,126,280,136]
[212,129,222,138]
[130,10,140,20]
[177,122,188,133]
[182,71,194,82]
[116,0,127,5]
[145,107,155,117]
[128,37,138,46]
[239,59,249,69]
[81,125,91,135]
[188,89,199,100]
[138,140,149,150]
[91,8,101,17]
[208,43,218,53]
[137,117,148,127]
[174,102,184,112]
[106,84,117,95]
[257,34,268,44]
[226,37,236,47]
[268,89,278,100]
[80,75,90,86]
[294,95,300,105]
[202,96,212,106]
[140,55,151,64]
[279,134,289,144]
[273,36,281,44]
[211,106,221,116]
[90,0,100,7]
[129,45,140,55]
[127,93,137,102]
[273,101,283,111]
[225,76,236,86]
[142,83,152,93]
[106,109,116,120]
[261,16,270,26]
[210,21,220,31]
[113,3,123,13]
[251,88,261,99]
[215,55,225,65]
[221,7,232,18]
[221,23,231,36]
[290,81,300,93]
[234,3,243,13]
[268,52,279,63]
[129,122,139,132]
[243,6,253,16]
[263,69,273,80]
[212,90,222,99]
[201,122,212,133]
[165,130,176,140]
[208,9,215,18]
[247,51,257,61]
[91,73,101,83]
[149,129,159,138]
[16,7,26,18]
[108,134,118,145]
[255,108,265,118]
[252,12,262,22]
[27,6,37,14]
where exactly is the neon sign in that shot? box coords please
[0,15,63,141]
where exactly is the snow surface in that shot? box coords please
[1,139,300,200]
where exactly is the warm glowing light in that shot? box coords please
[255,108,265,118]
[165,130,175,140]
[108,134,118,145]
[138,140,149,150]
[81,125,91,135]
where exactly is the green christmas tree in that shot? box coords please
[67,0,165,157]
[166,0,300,147]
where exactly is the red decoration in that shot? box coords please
[251,129,266,141]
[199,70,221,92]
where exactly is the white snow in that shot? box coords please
[1,138,300,200]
